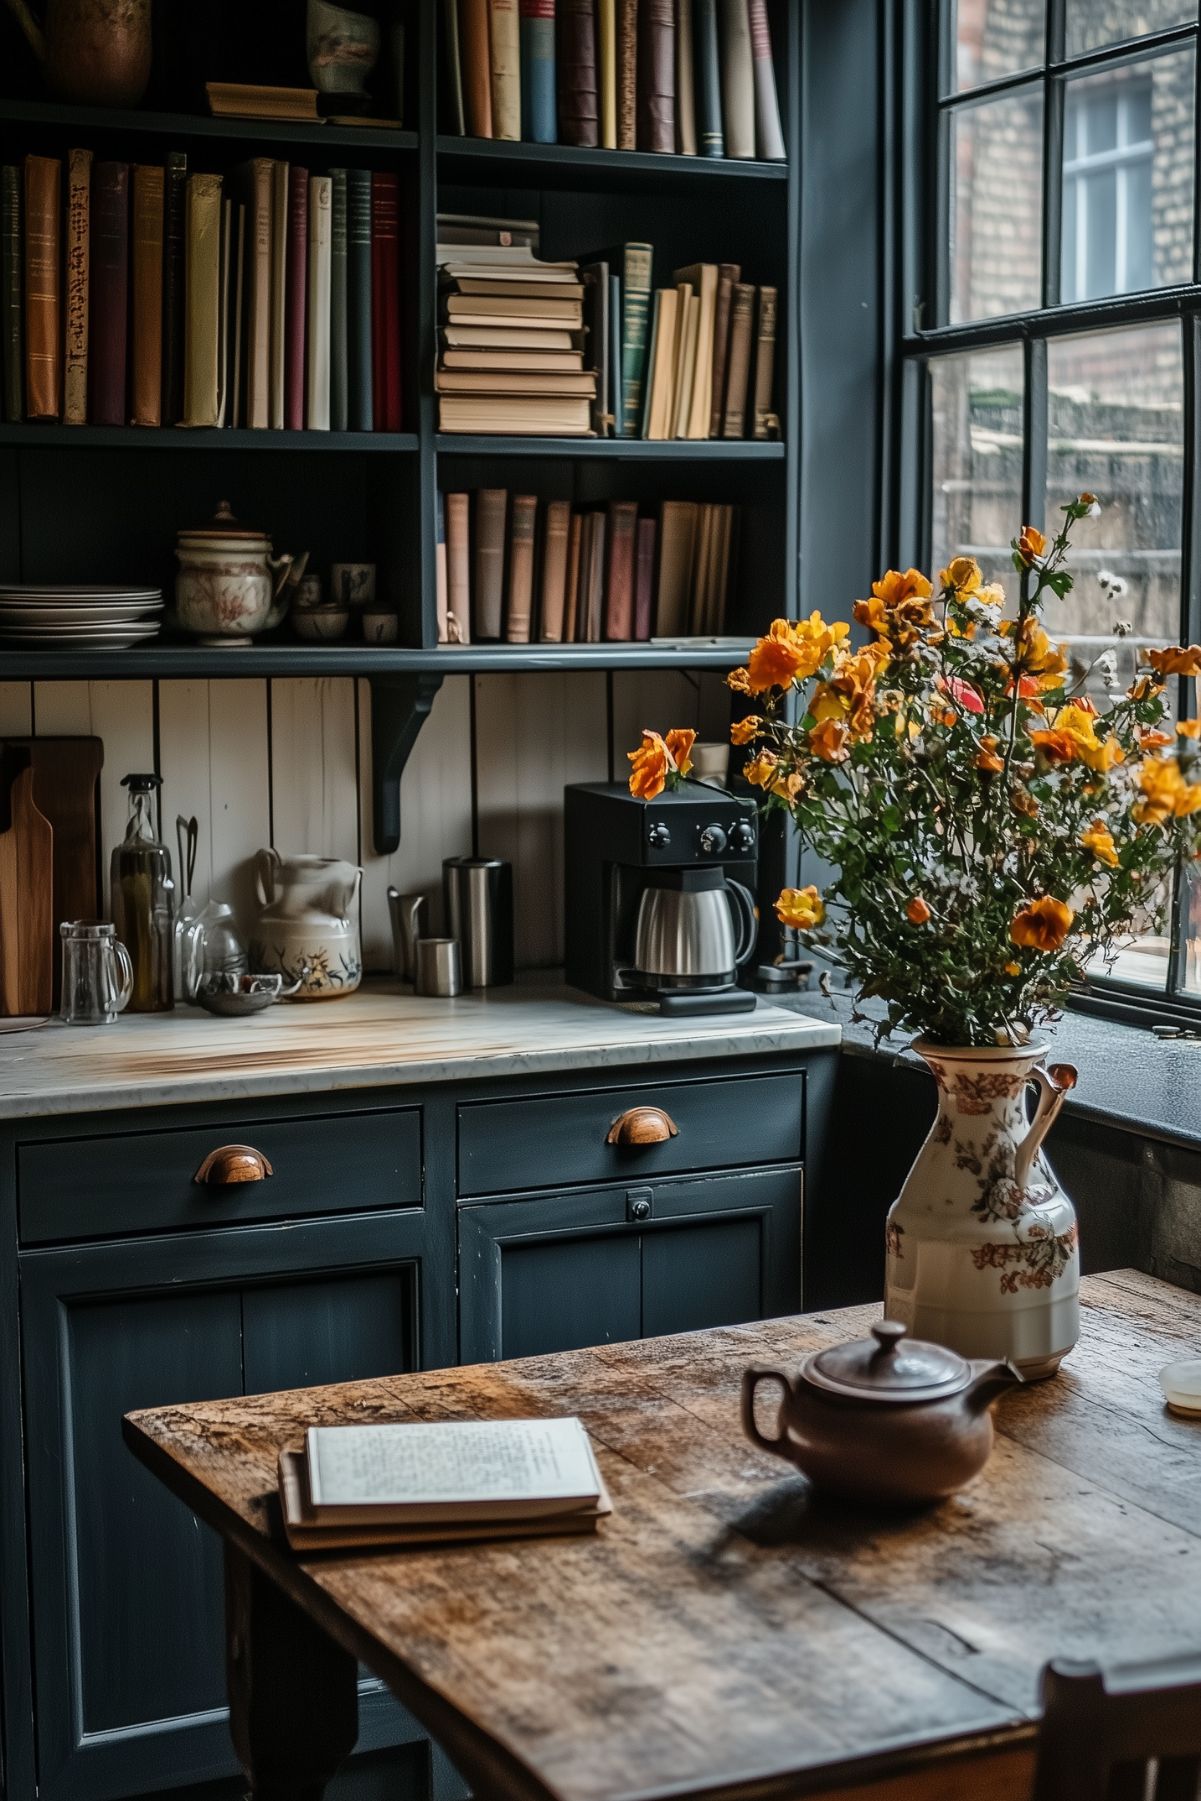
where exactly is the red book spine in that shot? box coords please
[371,171,402,432]
[285,164,308,431]
[634,515,656,639]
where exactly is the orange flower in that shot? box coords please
[1128,673,1161,703]
[810,645,889,742]
[938,555,982,598]
[1011,896,1074,952]
[1030,705,1122,774]
[1137,727,1175,751]
[776,885,825,931]
[730,715,761,747]
[905,896,931,926]
[1080,821,1119,868]
[976,735,1005,775]
[664,728,696,777]
[1006,618,1069,687]
[627,731,670,801]
[1133,757,1201,827]
[1177,718,1201,740]
[771,769,805,802]
[742,751,779,789]
[1148,645,1201,678]
[854,568,934,647]
[1017,524,1049,566]
[1004,960,1023,978]
[808,717,851,763]
[1010,786,1039,818]
[744,613,850,695]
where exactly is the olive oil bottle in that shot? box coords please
[110,773,175,1011]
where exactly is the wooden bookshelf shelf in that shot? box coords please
[0,425,420,452]
[0,642,749,679]
[434,435,786,460]
[434,134,788,191]
[0,98,418,155]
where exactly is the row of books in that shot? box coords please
[0,152,403,431]
[443,0,786,161]
[435,235,776,439]
[435,487,738,644]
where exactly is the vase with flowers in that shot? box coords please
[723,496,1201,1375]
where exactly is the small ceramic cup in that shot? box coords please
[691,741,730,787]
[294,573,323,610]
[362,609,400,644]
[292,608,350,642]
[331,563,377,608]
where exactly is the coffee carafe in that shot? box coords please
[564,781,760,1016]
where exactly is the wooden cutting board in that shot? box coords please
[0,763,54,1017]
[5,737,104,1006]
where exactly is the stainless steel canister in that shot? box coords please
[414,937,462,998]
[442,856,514,988]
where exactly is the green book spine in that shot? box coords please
[2,165,23,422]
[620,241,652,440]
[329,167,348,432]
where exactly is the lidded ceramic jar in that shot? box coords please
[174,501,295,646]
[741,1319,1022,1507]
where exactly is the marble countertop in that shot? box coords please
[0,984,841,1120]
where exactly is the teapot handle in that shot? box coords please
[740,1367,790,1455]
[267,552,295,600]
[1014,1061,1078,1194]
[254,847,280,909]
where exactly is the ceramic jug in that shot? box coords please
[249,850,362,1000]
[6,0,151,106]
[884,1043,1080,1381]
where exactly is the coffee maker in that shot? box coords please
[564,782,759,1015]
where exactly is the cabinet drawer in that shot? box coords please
[457,1070,803,1198]
[18,1107,422,1245]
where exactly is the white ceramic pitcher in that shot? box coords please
[249,850,363,1000]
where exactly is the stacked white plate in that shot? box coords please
[0,584,164,650]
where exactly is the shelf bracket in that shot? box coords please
[369,672,445,854]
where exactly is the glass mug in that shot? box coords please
[59,921,135,1026]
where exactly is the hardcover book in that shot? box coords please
[604,498,638,638]
[307,174,333,430]
[462,0,494,137]
[489,0,522,140]
[24,154,61,420]
[130,163,164,427]
[371,171,403,431]
[721,279,754,437]
[182,171,222,427]
[719,0,756,159]
[597,0,617,148]
[329,168,349,431]
[285,164,309,431]
[748,0,786,160]
[88,160,129,428]
[269,159,288,428]
[540,497,571,641]
[445,491,472,643]
[64,148,92,426]
[347,168,373,430]
[520,0,557,143]
[241,158,272,429]
[751,282,778,438]
[695,0,724,156]
[637,0,675,154]
[1,165,23,422]
[558,0,599,146]
[616,0,637,150]
[506,492,538,641]
[474,487,508,637]
[162,150,188,424]
[676,0,697,153]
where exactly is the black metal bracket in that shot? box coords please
[369,673,444,854]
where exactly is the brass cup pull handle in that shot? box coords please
[606,1107,679,1148]
[193,1145,275,1186]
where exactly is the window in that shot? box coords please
[904,0,1201,1014]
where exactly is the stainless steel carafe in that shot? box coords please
[633,870,758,988]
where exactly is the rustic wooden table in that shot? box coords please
[124,1270,1201,1801]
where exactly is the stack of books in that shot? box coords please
[436,487,738,644]
[436,246,595,435]
[0,152,404,432]
[277,1415,611,1551]
[442,0,786,162]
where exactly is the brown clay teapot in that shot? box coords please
[741,1319,1022,1507]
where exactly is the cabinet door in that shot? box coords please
[459,1167,802,1363]
[20,1211,439,1801]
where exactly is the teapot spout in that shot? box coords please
[964,1359,1024,1415]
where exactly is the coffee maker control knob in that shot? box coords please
[699,823,728,855]
[731,820,756,853]
[647,822,671,848]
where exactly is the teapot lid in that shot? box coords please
[802,1320,971,1403]
[179,500,268,543]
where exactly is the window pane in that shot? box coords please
[952,0,1045,92]
[1065,0,1195,60]
[948,88,1045,321]
[1047,324,1184,994]
[930,346,1025,579]
[1060,53,1195,304]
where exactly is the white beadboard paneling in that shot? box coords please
[269,678,359,861]
[0,682,32,735]
[357,675,475,971]
[475,671,609,968]
[33,680,154,909]
[158,680,271,938]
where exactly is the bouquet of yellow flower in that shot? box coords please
[727,497,1201,1046]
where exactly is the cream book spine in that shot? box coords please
[307,174,332,429]
[489,0,521,140]
[598,0,617,148]
[269,159,288,427]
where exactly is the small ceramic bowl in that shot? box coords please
[362,610,400,644]
[292,607,350,642]
[195,972,301,1016]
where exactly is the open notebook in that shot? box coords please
[278,1416,611,1551]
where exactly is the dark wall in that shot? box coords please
[805,1050,1201,1311]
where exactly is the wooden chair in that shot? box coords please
[1033,1655,1201,1801]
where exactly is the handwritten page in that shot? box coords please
[305,1416,601,1510]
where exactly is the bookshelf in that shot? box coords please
[0,0,800,852]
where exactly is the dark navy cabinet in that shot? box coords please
[0,1046,835,1801]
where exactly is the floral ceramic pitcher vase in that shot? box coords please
[884,1043,1080,1380]
[249,850,362,1000]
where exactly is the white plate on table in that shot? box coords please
[0,600,164,625]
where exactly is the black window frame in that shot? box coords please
[893,0,1201,1026]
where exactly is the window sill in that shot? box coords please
[777,990,1201,1154]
